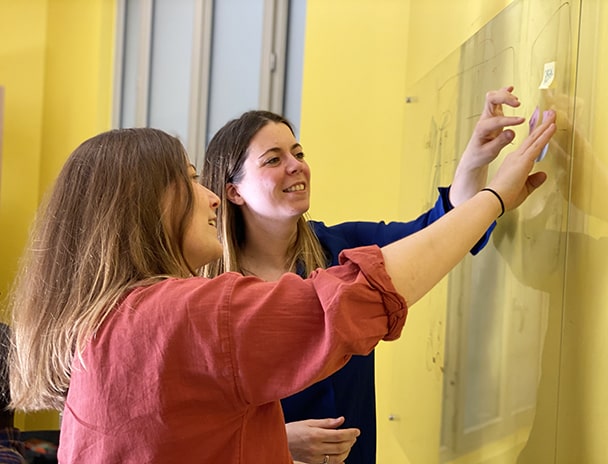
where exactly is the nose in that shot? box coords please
[286,155,304,174]
[205,187,221,209]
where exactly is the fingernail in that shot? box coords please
[543,109,555,120]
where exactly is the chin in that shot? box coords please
[192,246,223,269]
[209,244,223,262]
[291,204,310,216]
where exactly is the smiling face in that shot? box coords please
[181,165,223,270]
[226,122,311,222]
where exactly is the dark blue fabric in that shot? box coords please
[280,187,495,464]
[0,428,25,464]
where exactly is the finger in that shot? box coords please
[320,436,358,460]
[320,427,361,443]
[517,113,556,158]
[476,115,526,135]
[484,86,520,112]
[322,440,357,455]
[331,451,350,464]
[526,122,557,161]
[481,129,516,154]
[311,417,346,429]
[527,171,548,191]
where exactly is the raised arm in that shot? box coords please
[450,86,526,206]
[383,110,556,305]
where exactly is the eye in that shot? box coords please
[264,156,280,166]
[191,174,200,181]
[294,152,305,160]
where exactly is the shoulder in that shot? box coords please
[308,220,362,239]
[309,219,400,246]
[112,274,245,327]
[128,274,242,300]
[307,220,361,261]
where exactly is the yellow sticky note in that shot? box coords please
[539,61,556,89]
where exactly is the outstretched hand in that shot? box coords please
[286,417,360,464]
[487,109,556,212]
[450,86,526,206]
[380,104,556,308]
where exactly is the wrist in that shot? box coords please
[480,188,505,218]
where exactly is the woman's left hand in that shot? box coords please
[286,417,359,464]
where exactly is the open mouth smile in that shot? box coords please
[283,183,306,192]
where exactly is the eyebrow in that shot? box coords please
[257,143,303,159]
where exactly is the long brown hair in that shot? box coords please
[201,111,327,278]
[9,128,196,411]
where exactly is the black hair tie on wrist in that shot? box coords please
[480,188,505,218]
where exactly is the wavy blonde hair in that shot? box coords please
[201,111,327,278]
[9,128,197,411]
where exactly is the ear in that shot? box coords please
[226,183,245,205]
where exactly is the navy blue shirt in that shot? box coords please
[281,187,494,464]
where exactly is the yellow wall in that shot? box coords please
[0,0,48,317]
[301,0,410,224]
[0,0,116,430]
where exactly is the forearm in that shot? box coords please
[382,190,501,306]
[449,163,489,206]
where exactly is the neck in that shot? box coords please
[239,215,299,281]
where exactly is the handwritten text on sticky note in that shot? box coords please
[539,61,556,89]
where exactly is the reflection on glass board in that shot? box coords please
[387,0,602,462]
[442,2,575,461]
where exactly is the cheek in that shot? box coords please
[303,164,311,180]
[237,171,282,203]
[248,176,279,196]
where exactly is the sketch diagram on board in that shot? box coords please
[396,1,578,463]
[441,1,574,460]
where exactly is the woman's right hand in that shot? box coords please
[487,109,557,212]
[286,417,360,464]
[380,108,556,307]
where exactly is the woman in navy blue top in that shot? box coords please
[202,86,526,464]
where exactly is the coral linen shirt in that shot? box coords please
[59,246,407,463]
